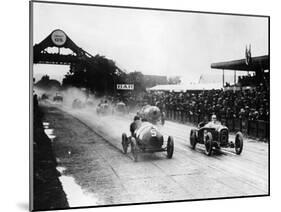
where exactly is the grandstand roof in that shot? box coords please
[211,55,269,71]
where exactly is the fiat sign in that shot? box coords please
[116,84,134,90]
[51,29,67,46]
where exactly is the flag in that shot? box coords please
[245,44,252,65]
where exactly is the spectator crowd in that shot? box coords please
[142,85,269,122]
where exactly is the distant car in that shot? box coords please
[72,99,85,109]
[189,122,243,156]
[53,93,63,102]
[121,106,174,162]
[113,102,127,115]
[138,105,162,124]
[96,102,110,115]
[85,99,94,107]
[41,93,49,100]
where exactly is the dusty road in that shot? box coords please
[43,104,269,207]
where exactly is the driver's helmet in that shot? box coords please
[134,115,140,121]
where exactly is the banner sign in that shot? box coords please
[116,84,134,90]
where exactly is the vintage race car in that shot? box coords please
[112,102,127,115]
[53,93,63,102]
[96,103,110,115]
[121,123,174,161]
[138,105,163,124]
[189,122,243,156]
[72,99,85,109]
[121,105,174,161]
[85,99,94,107]
[41,93,49,100]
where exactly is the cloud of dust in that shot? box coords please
[60,87,134,142]
[35,86,164,148]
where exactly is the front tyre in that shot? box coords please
[167,136,174,159]
[190,129,197,149]
[131,137,138,162]
[204,132,213,156]
[122,133,128,154]
[235,132,243,155]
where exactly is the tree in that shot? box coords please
[62,55,125,96]
[35,75,61,90]
[126,71,146,92]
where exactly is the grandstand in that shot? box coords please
[141,48,269,139]
[211,47,269,88]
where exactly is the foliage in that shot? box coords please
[35,75,61,90]
[62,55,146,95]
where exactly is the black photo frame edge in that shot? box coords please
[29,1,270,211]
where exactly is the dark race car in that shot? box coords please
[121,106,174,161]
[41,93,49,100]
[189,122,243,156]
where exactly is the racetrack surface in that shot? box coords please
[43,103,269,206]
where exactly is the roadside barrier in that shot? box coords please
[164,109,269,140]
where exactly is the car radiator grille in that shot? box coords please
[220,129,228,145]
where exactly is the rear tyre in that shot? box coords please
[235,132,244,155]
[121,133,128,154]
[204,132,213,156]
[190,129,197,149]
[167,136,174,159]
[131,137,138,162]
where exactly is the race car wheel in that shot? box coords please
[190,129,197,149]
[131,137,139,162]
[122,133,128,154]
[204,132,213,156]
[235,132,244,155]
[167,136,174,159]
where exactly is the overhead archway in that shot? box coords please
[33,29,126,95]
[34,29,94,65]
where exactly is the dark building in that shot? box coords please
[143,75,168,88]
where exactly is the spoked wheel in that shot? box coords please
[167,136,174,159]
[235,132,244,155]
[190,129,197,150]
[121,133,128,154]
[131,137,139,162]
[204,132,213,156]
